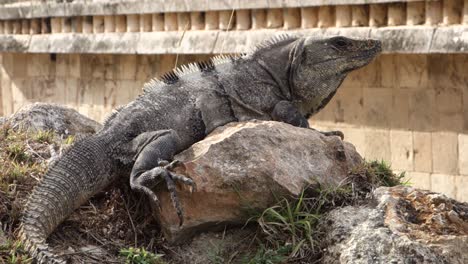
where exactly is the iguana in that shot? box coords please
[20,35,381,263]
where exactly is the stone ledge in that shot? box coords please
[0,26,466,54]
[0,0,430,20]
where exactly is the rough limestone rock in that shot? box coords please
[156,121,363,242]
[4,103,102,136]
[319,186,468,264]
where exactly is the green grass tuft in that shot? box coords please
[33,130,55,144]
[119,247,165,264]
[0,240,32,264]
[247,159,406,263]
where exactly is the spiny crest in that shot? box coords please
[248,34,299,55]
[142,54,242,93]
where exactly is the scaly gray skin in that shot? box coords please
[20,35,381,263]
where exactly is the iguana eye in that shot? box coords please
[336,39,347,47]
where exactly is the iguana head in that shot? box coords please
[289,36,381,104]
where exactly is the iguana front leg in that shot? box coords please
[271,100,344,139]
[129,130,195,225]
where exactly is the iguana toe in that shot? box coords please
[321,130,344,140]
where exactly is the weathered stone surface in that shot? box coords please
[320,186,468,264]
[156,121,362,242]
[5,102,101,136]
[0,1,424,20]
[0,27,468,54]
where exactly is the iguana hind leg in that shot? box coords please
[129,130,195,225]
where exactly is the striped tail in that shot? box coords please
[19,135,115,263]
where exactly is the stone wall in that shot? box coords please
[0,53,211,119]
[312,53,468,202]
[1,52,467,202]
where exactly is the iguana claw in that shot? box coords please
[155,159,196,225]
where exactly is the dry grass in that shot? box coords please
[0,124,168,263]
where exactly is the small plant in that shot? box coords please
[119,247,164,264]
[63,135,75,145]
[349,160,407,192]
[33,130,55,144]
[245,245,289,264]
[0,240,32,264]
[6,143,28,162]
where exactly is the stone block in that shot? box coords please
[443,0,463,25]
[431,173,456,199]
[50,18,61,33]
[219,10,235,30]
[409,89,437,131]
[459,134,468,175]
[56,54,68,77]
[61,17,71,33]
[127,14,140,32]
[164,13,178,31]
[4,20,12,34]
[464,84,468,131]
[236,10,251,30]
[388,3,406,26]
[364,129,391,163]
[140,14,152,32]
[301,7,318,28]
[432,132,458,175]
[69,54,81,78]
[464,0,468,24]
[363,88,392,127]
[0,72,12,115]
[283,8,300,29]
[391,88,410,129]
[335,6,351,27]
[82,16,93,34]
[103,80,117,112]
[205,11,219,30]
[21,20,29,34]
[406,172,431,190]
[435,87,463,119]
[30,19,41,34]
[397,54,427,88]
[116,55,137,80]
[65,78,79,108]
[407,2,425,25]
[27,54,52,77]
[369,4,387,27]
[266,9,283,28]
[71,17,82,33]
[390,130,413,171]
[104,15,115,33]
[318,6,334,28]
[177,13,191,31]
[190,12,205,30]
[12,20,21,34]
[40,17,50,34]
[152,13,164,31]
[115,15,127,33]
[351,5,368,27]
[413,132,432,173]
[426,1,442,25]
[341,127,366,155]
[379,54,398,88]
[333,87,364,125]
[455,176,468,202]
[342,59,380,88]
[428,54,464,89]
